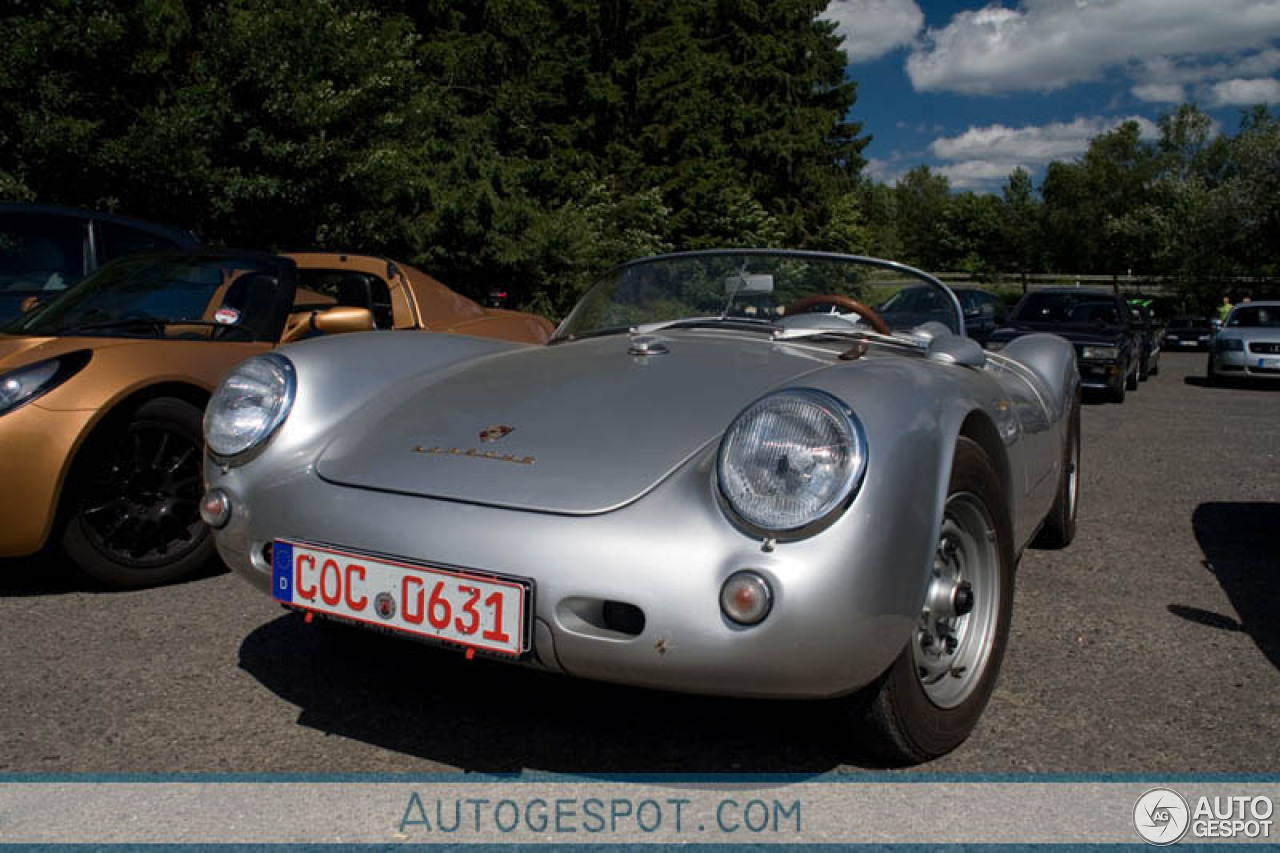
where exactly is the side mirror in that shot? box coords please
[312,305,374,335]
[20,296,40,313]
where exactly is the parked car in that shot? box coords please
[1163,315,1215,351]
[1129,302,1162,381]
[874,284,1006,345]
[0,203,200,324]
[0,250,552,588]
[987,287,1140,403]
[203,249,1081,764]
[1206,301,1280,385]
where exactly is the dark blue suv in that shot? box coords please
[0,203,200,324]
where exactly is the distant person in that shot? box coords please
[1217,295,1233,324]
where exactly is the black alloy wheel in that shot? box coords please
[62,397,217,588]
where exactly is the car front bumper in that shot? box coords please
[1210,348,1280,380]
[0,402,96,557]
[207,451,930,701]
[1075,359,1126,390]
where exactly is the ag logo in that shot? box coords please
[1134,788,1190,845]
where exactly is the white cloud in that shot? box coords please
[937,160,1029,190]
[823,0,923,63]
[930,116,1160,165]
[905,0,1280,95]
[1131,83,1186,104]
[924,115,1161,191]
[864,156,913,185]
[1207,77,1280,105]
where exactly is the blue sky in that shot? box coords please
[821,0,1280,192]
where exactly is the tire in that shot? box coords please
[62,397,216,588]
[1108,372,1127,403]
[1149,351,1160,377]
[1138,352,1150,381]
[1033,395,1080,549]
[844,438,1014,765]
[1125,360,1139,391]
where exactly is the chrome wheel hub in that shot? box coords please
[913,492,1000,709]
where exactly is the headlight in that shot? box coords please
[1215,337,1243,352]
[204,354,296,461]
[985,340,1006,352]
[717,389,867,535]
[1081,345,1118,360]
[0,351,91,416]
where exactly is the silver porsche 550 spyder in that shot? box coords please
[202,250,1080,764]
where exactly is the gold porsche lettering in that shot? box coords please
[411,445,535,465]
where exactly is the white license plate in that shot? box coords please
[1178,340,1197,347]
[272,540,530,656]
[1259,357,1280,369]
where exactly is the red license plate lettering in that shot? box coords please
[276,541,528,656]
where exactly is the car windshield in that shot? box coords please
[1012,292,1122,326]
[3,254,294,342]
[1227,306,1280,328]
[553,250,962,341]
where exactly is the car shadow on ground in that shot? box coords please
[1170,502,1280,672]
[238,612,876,774]
[0,553,228,596]
[1184,376,1280,391]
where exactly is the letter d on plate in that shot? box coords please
[273,541,294,603]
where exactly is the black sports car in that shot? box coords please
[1163,315,1215,351]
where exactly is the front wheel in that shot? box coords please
[62,397,216,588]
[844,438,1014,764]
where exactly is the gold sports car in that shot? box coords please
[0,250,552,587]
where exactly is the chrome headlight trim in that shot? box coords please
[1080,345,1119,360]
[204,353,296,465]
[716,388,868,538]
[0,351,91,416]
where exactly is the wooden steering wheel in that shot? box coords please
[783,294,890,336]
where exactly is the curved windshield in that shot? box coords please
[553,250,962,341]
[1227,305,1280,328]
[3,254,295,342]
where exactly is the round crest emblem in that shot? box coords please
[479,425,514,443]
[374,592,396,620]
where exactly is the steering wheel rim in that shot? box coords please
[783,294,890,336]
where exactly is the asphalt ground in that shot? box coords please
[1,350,1276,774]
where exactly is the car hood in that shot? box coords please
[314,332,834,514]
[0,333,134,372]
[991,324,1124,346]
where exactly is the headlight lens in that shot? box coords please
[1081,345,1118,360]
[0,352,90,416]
[717,389,866,534]
[1216,337,1243,352]
[204,354,296,460]
[985,340,1006,352]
